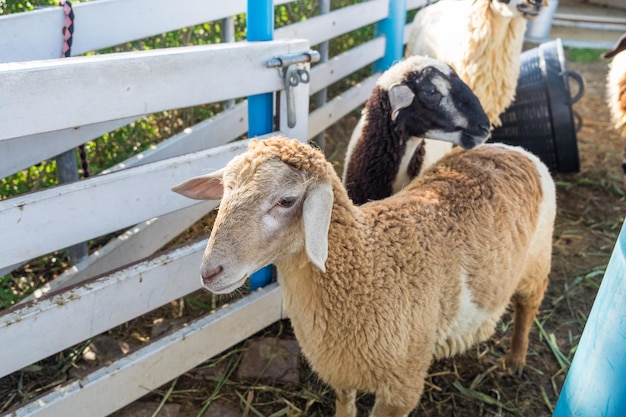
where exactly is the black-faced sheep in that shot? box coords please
[406,0,546,127]
[172,136,556,417]
[343,55,490,205]
[603,32,626,173]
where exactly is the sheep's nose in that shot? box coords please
[479,124,491,136]
[201,265,223,285]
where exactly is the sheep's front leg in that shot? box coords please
[335,389,357,417]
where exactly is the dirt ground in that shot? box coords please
[2,53,626,417]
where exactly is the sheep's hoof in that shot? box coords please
[504,354,526,377]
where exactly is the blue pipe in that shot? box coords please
[553,220,626,417]
[247,0,274,137]
[374,0,407,73]
[246,0,274,290]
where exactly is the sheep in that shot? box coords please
[603,32,626,173]
[172,136,556,417]
[406,0,546,128]
[343,55,490,205]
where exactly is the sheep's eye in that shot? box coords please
[418,85,442,108]
[277,197,296,208]
[421,86,438,96]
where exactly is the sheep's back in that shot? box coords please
[357,145,545,340]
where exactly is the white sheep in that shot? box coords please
[172,136,556,417]
[343,55,490,204]
[603,32,626,173]
[406,0,546,127]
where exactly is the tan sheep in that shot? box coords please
[406,0,546,127]
[172,136,556,417]
[603,32,626,173]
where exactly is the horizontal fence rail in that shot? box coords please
[275,0,388,45]
[0,141,251,269]
[308,73,379,139]
[0,117,137,179]
[309,37,386,95]
[6,284,284,417]
[0,39,308,141]
[0,0,296,63]
[1,241,205,378]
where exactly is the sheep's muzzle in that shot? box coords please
[517,0,543,18]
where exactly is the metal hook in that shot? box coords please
[267,50,319,129]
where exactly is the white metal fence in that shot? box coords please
[0,1,427,415]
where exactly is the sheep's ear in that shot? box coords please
[302,182,333,273]
[171,168,225,200]
[388,83,415,121]
[603,32,626,59]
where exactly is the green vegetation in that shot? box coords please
[565,47,604,63]
[1,0,58,15]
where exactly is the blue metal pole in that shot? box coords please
[247,0,274,137]
[374,0,407,73]
[553,220,626,417]
[246,0,274,290]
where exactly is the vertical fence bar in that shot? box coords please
[247,0,274,137]
[374,0,407,73]
[552,220,626,417]
[312,0,330,150]
[56,151,89,264]
[57,0,88,266]
[223,16,236,110]
[246,0,274,290]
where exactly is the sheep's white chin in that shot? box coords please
[203,276,248,294]
[516,4,541,19]
[424,129,462,146]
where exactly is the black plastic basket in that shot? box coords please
[490,38,584,172]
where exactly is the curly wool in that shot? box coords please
[247,137,332,182]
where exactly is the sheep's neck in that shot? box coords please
[461,3,526,126]
[277,176,367,332]
[344,86,424,205]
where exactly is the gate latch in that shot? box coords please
[267,50,320,128]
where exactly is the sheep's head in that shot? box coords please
[171,137,333,294]
[375,55,490,149]
[492,0,546,19]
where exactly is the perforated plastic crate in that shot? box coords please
[490,39,583,172]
